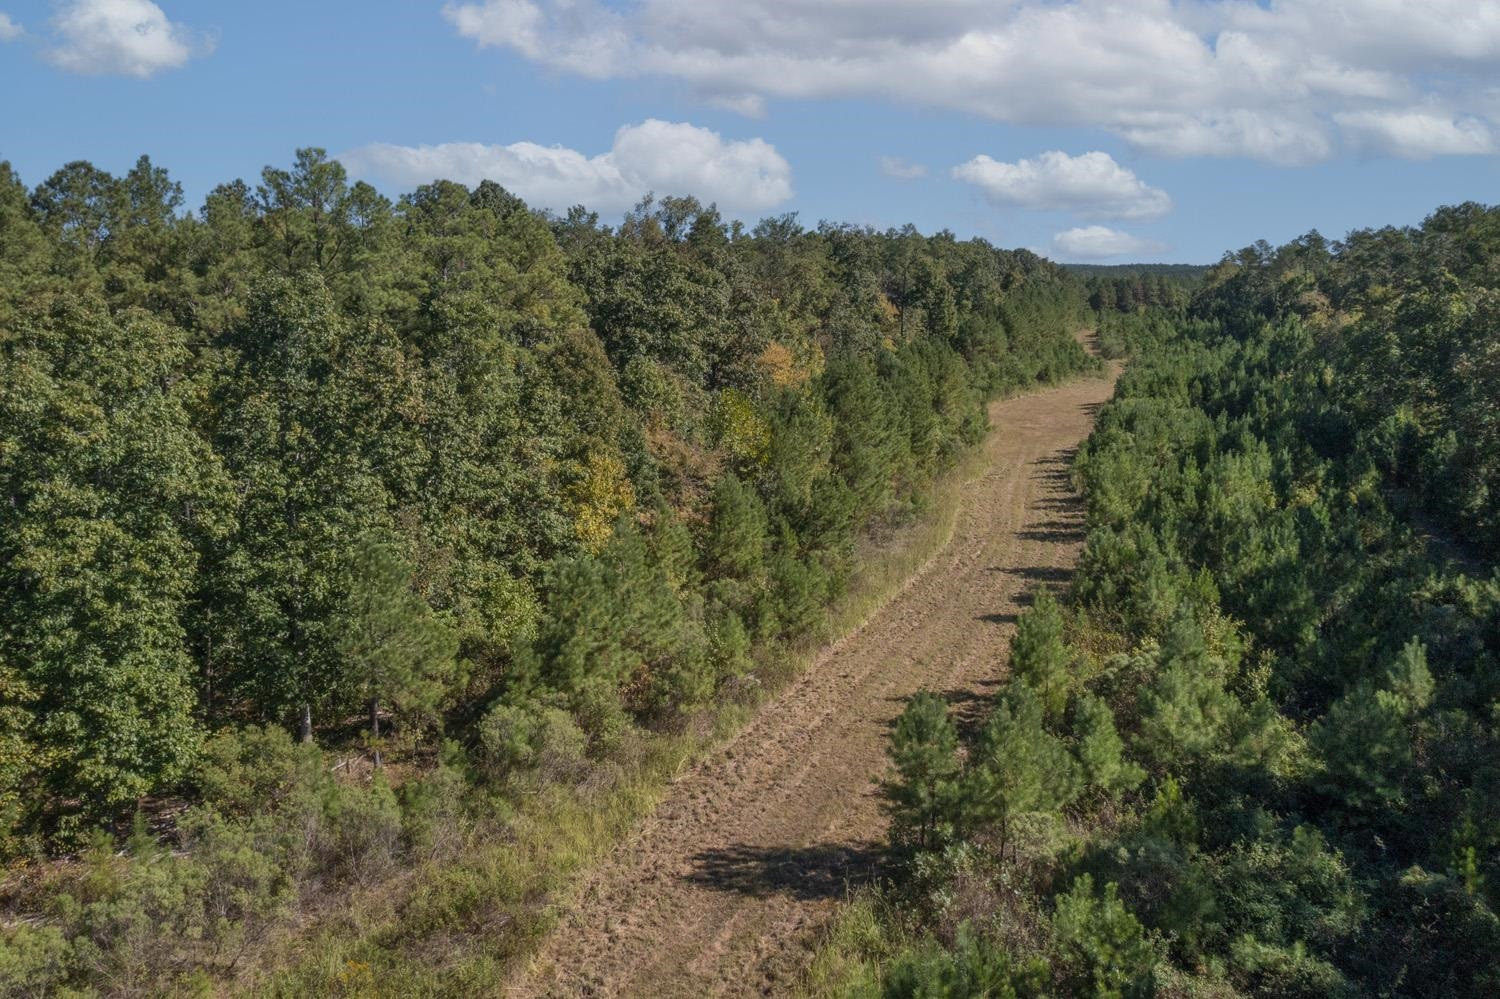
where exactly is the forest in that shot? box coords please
[821,205,1500,996]
[0,150,1098,993]
[1070,266,1206,322]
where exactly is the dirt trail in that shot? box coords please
[514,362,1119,997]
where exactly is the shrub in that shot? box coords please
[196,723,328,817]
[477,702,588,785]
[399,762,469,857]
[879,925,1048,999]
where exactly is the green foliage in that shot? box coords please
[886,693,962,852]
[525,522,712,737]
[1383,636,1435,711]
[0,147,1103,989]
[1,305,220,834]
[866,205,1500,997]
[1052,876,1158,999]
[1135,611,1238,771]
[196,724,326,816]
[1009,588,1072,722]
[1226,935,1354,998]
[1212,826,1364,974]
[478,702,588,785]
[961,684,1078,853]
[878,924,1048,998]
[703,473,769,616]
[1071,693,1145,797]
[205,274,414,728]
[337,535,459,747]
[824,354,899,521]
[1310,685,1415,814]
[707,608,754,684]
[0,728,427,994]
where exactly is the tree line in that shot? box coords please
[851,204,1500,997]
[0,150,1097,992]
[1081,270,1195,316]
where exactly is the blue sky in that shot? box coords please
[2,0,1498,263]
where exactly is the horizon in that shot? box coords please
[3,1,1498,265]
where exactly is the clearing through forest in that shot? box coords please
[514,355,1120,997]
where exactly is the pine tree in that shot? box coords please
[1311,645,1429,815]
[963,683,1078,858]
[1072,694,1145,797]
[703,474,769,610]
[337,536,457,766]
[1135,611,1236,770]
[1052,875,1158,999]
[1382,637,1434,712]
[1010,587,1072,722]
[823,355,897,522]
[885,692,961,852]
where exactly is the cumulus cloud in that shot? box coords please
[442,0,1500,163]
[879,156,928,181]
[1335,109,1496,158]
[1052,225,1168,260]
[45,0,211,78]
[340,119,793,215]
[1114,111,1336,166]
[952,151,1170,220]
[0,13,22,41]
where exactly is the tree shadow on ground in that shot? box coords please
[1035,445,1079,470]
[1017,518,1086,544]
[684,840,890,901]
[1030,495,1084,513]
[977,610,1019,625]
[932,681,1001,740]
[985,565,1074,586]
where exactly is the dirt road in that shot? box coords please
[515,364,1119,997]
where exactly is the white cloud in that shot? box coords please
[340,119,793,215]
[45,0,211,78]
[1115,111,1336,166]
[0,13,22,41]
[343,140,632,212]
[879,156,928,181]
[700,93,767,118]
[1335,109,1495,158]
[952,150,1170,220]
[1052,225,1168,260]
[441,0,623,77]
[443,0,1500,163]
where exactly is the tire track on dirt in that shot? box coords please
[513,363,1119,997]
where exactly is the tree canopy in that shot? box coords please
[866,205,1500,998]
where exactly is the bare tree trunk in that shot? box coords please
[298,703,313,743]
[369,697,382,769]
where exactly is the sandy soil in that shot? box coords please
[513,362,1119,997]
